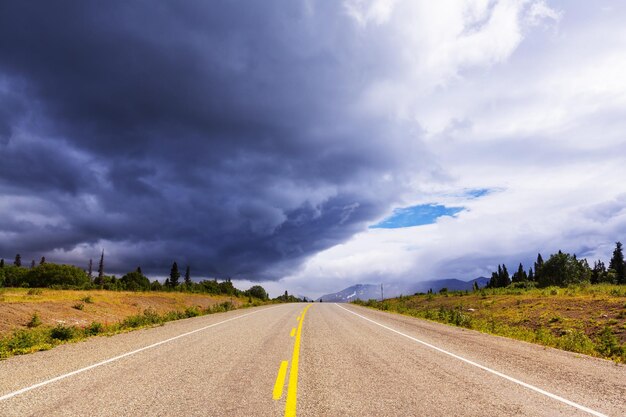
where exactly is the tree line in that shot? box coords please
[487,241,626,288]
[0,252,270,300]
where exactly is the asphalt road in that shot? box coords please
[0,303,624,416]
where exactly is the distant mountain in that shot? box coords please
[316,277,489,302]
[409,277,490,294]
[316,284,380,302]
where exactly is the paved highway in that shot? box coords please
[0,303,624,416]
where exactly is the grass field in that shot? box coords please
[353,284,626,362]
[0,288,264,359]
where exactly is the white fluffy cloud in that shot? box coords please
[280,0,626,298]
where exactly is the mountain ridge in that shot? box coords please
[316,277,489,302]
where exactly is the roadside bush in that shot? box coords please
[50,325,76,341]
[556,330,595,355]
[596,327,624,359]
[84,322,104,336]
[27,313,42,328]
[81,296,93,304]
[122,308,163,328]
[184,306,201,318]
[72,303,85,310]
[7,329,41,351]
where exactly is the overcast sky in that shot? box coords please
[1,1,625,298]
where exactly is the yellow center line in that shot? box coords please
[284,305,312,417]
[273,360,289,400]
[290,328,296,337]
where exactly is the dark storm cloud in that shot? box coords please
[0,1,429,279]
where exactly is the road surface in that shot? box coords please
[0,303,624,416]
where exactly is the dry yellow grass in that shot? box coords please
[354,284,626,361]
[0,288,244,336]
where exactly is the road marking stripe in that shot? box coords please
[335,304,608,417]
[290,328,296,337]
[273,361,289,400]
[285,305,312,417]
[0,305,282,402]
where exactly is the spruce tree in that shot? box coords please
[184,266,191,286]
[534,253,544,281]
[0,259,4,268]
[40,256,46,265]
[14,254,21,267]
[591,260,606,284]
[609,242,625,284]
[98,250,104,281]
[528,267,534,282]
[30,259,35,268]
[87,259,93,280]
[488,271,498,288]
[169,262,180,288]
[500,264,510,287]
[136,266,142,274]
[513,263,526,283]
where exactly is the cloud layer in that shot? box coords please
[1,1,625,297]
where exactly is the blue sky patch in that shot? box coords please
[465,188,491,198]
[371,204,464,229]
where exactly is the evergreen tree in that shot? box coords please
[87,259,93,280]
[136,266,142,274]
[609,242,625,284]
[591,260,606,284]
[169,262,180,288]
[512,263,527,283]
[184,266,191,286]
[473,281,479,291]
[0,259,4,268]
[500,264,510,287]
[534,253,544,282]
[528,267,534,282]
[14,254,21,267]
[30,259,35,268]
[40,256,46,265]
[98,250,104,281]
[538,251,590,287]
[488,271,499,288]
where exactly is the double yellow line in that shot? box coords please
[272,305,312,417]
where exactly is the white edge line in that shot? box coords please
[0,305,282,402]
[334,303,608,417]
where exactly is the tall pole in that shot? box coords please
[381,283,384,301]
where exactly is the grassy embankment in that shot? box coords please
[353,284,626,362]
[0,288,268,359]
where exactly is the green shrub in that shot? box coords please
[72,303,84,310]
[556,330,595,355]
[184,306,201,318]
[122,308,163,328]
[81,296,93,304]
[50,325,76,341]
[8,329,39,350]
[27,313,42,328]
[27,288,43,295]
[25,263,90,288]
[84,322,103,336]
[596,327,624,359]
